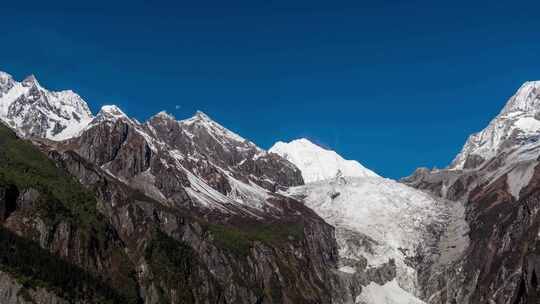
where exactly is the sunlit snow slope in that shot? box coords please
[269,138,378,182]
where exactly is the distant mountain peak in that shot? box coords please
[99,105,126,116]
[269,138,379,183]
[0,71,13,82]
[499,81,540,115]
[91,105,135,127]
[180,110,248,144]
[153,110,175,120]
[21,74,40,88]
[451,80,540,170]
[0,72,14,95]
[195,110,211,119]
[0,70,94,140]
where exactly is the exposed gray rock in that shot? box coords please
[0,271,68,304]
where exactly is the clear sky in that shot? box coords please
[2,1,540,178]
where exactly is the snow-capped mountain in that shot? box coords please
[59,104,305,217]
[0,70,341,304]
[450,81,540,170]
[0,71,93,140]
[269,138,378,183]
[0,69,304,216]
[403,80,540,304]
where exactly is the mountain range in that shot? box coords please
[0,69,539,304]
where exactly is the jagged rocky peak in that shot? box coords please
[182,110,214,123]
[179,110,250,144]
[500,81,540,114]
[0,71,14,94]
[194,109,212,120]
[0,70,94,140]
[146,110,176,128]
[153,110,175,120]
[144,109,304,193]
[96,104,129,120]
[21,74,40,87]
[0,70,12,82]
[269,138,379,183]
[450,80,540,170]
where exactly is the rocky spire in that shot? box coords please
[21,74,40,88]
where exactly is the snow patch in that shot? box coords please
[507,162,536,200]
[339,266,356,274]
[356,280,425,304]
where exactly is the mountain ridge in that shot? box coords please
[3,67,540,304]
[0,69,342,304]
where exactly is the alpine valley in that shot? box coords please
[0,69,540,304]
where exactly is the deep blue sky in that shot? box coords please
[1,1,539,178]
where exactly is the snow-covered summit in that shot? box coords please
[21,74,41,88]
[450,81,540,169]
[0,70,94,140]
[500,81,540,114]
[153,110,175,120]
[269,138,378,183]
[0,71,15,94]
[98,105,128,119]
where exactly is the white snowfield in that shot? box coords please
[357,280,425,304]
[451,81,540,169]
[269,138,378,183]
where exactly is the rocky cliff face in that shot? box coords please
[403,81,540,304]
[0,270,68,304]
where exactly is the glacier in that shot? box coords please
[273,138,469,304]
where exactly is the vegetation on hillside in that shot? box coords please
[0,125,140,303]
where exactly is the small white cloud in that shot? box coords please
[175,105,181,110]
